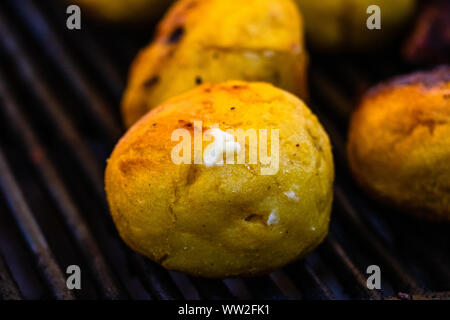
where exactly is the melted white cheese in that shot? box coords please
[284,190,299,202]
[267,210,280,226]
[203,128,240,167]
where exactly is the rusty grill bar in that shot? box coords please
[0,0,449,300]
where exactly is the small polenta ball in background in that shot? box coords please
[295,0,417,51]
[347,66,450,221]
[106,82,334,277]
[121,0,308,127]
[67,0,174,24]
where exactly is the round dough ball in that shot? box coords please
[121,0,308,127]
[295,0,417,51]
[347,66,450,221]
[106,81,334,277]
[68,0,173,24]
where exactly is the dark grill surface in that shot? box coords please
[0,0,448,300]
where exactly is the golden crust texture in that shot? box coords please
[347,66,450,221]
[106,81,334,277]
[121,0,308,127]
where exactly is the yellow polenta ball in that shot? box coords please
[106,81,334,277]
[121,0,308,127]
[67,0,174,24]
[348,66,450,221]
[295,0,417,51]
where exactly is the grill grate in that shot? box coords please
[0,0,449,300]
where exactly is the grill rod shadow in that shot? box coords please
[323,236,382,300]
[304,260,336,299]
[26,0,360,300]
[0,10,186,300]
[0,77,125,299]
[0,1,267,300]
[7,0,122,142]
[41,0,125,99]
[311,66,450,292]
[3,0,229,300]
[309,107,423,295]
[0,252,23,300]
[0,147,74,300]
[0,11,105,199]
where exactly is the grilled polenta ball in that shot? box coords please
[68,0,173,24]
[121,0,308,127]
[348,66,450,221]
[295,0,417,51]
[106,82,334,277]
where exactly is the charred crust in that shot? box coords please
[364,66,450,99]
[142,76,159,88]
[177,119,193,129]
[167,26,184,44]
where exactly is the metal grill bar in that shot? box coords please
[306,92,424,295]
[18,0,390,300]
[0,12,105,198]
[43,1,125,99]
[0,0,446,300]
[312,63,450,292]
[303,261,336,300]
[243,276,286,300]
[169,272,201,300]
[322,236,381,300]
[222,278,253,299]
[1,0,261,301]
[130,256,183,300]
[334,187,423,294]
[310,70,353,122]
[188,278,235,300]
[7,0,122,141]
[0,147,74,300]
[0,8,195,300]
[0,77,124,299]
[336,178,450,291]
[0,252,22,300]
[308,67,433,295]
[269,270,303,300]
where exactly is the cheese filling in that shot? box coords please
[203,128,241,167]
[267,209,279,226]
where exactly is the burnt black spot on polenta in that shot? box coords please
[167,26,184,44]
[195,76,203,85]
[178,120,193,129]
[143,76,159,88]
